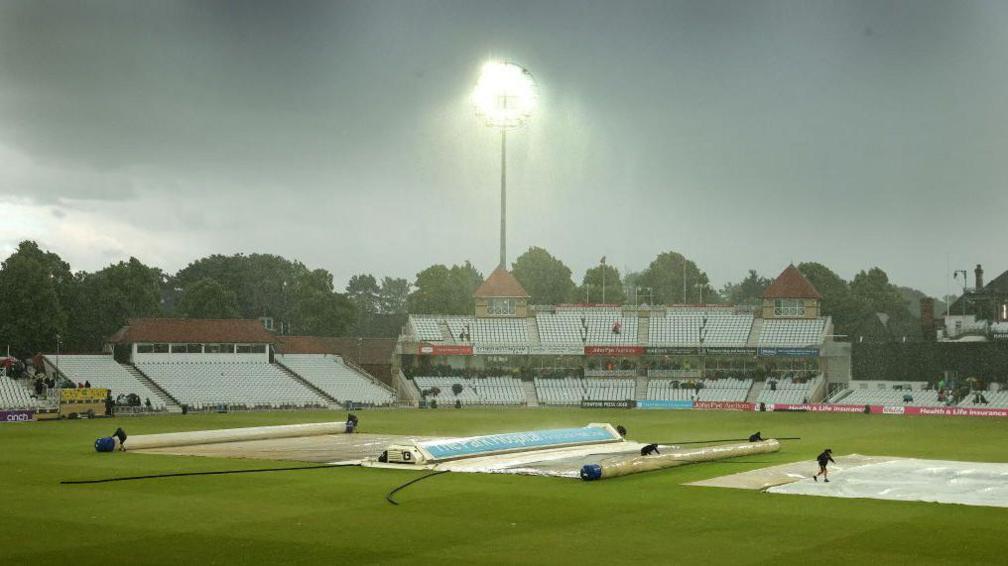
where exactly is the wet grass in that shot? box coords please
[2,408,1006,565]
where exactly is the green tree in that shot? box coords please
[578,264,626,305]
[288,269,356,335]
[896,286,946,320]
[850,267,919,342]
[346,274,381,315]
[0,241,71,356]
[637,251,716,305]
[797,262,858,336]
[720,269,772,306]
[175,253,302,321]
[378,276,410,314]
[177,278,239,318]
[511,247,575,305]
[407,262,483,314]
[175,253,355,335]
[63,257,164,352]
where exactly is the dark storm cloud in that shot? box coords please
[1,0,1006,295]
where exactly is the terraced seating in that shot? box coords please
[137,362,327,410]
[756,375,821,405]
[841,387,944,407]
[533,377,585,405]
[533,377,634,405]
[413,375,524,405]
[959,390,1008,408]
[647,377,752,402]
[409,316,443,341]
[758,318,825,347]
[0,375,49,410]
[50,355,166,410]
[278,354,394,406]
[537,309,637,345]
[649,312,753,347]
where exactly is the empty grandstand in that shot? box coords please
[536,308,639,345]
[533,377,634,405]
[277,354,394,406]
[137,361,328,410]
[757,318,825,347]
[46,355,168,410]
[647,377,753,402]
[0,375,50,410]
[648,310,753,347]
[755,375,822,405]
[958,390,1008,408]
[828,381,945,407]
[412,375,525,406]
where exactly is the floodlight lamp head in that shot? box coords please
[472,60,537,128]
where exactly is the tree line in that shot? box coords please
[0,241,938,357]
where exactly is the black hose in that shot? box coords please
[385,470,450,505]
[656,436,800,445]
[61,463,357,485]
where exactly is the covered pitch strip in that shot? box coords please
[124,422,782,480]
[690,454,1008,509]
[372,423,781,480]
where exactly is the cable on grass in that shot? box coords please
[61,463,358,485]
[385,470,450,506]
[655,436,800,445]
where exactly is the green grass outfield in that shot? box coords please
[2,409,1007,565]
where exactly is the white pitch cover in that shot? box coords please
[768,458,1008,508]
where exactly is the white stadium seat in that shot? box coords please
[52,355,166,410]
[278,354,394,406]
[137,361,328,410]
[533,377,634,405]
[0,375,50,410]
[413,375,525,406]
[647,377,753,402]
[758,319,825,347]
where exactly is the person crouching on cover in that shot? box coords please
[113,427,127,451]
[345,413,359,433]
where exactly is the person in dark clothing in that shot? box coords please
[84,380,91,388]
[113,427,127,451]
[812,448,835,482]
[640,443,660,456]
[345,413,359,433]
[748,432,763,442]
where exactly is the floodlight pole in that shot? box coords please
[499,128,507,269]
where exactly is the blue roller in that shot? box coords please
[580,464,603,481]
[95,436,116,452]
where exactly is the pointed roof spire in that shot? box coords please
[762,264,822,300]
[473,266,530,298]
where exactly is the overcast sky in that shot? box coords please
[1,1,1005,298]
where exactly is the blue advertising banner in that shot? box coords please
[418,425,620,460]
[636,400,695,409]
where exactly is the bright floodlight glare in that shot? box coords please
[473,61,537,128]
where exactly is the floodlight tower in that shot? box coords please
[473,60,537,268]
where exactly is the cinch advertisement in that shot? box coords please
[0,409,35,423]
